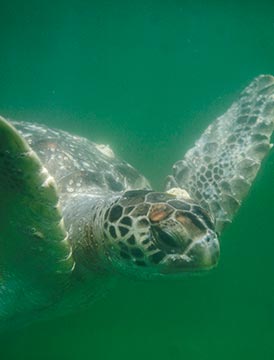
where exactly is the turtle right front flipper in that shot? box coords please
[0,116,74,324]
[166,75,274,233]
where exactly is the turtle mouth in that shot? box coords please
[161,236,220,273]
[150,226,220,273]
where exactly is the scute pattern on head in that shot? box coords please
[1,75,273,328]
[103,190,216,275]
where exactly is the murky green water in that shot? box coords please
[1,1,274,359]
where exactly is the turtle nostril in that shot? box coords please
[205,235,211,243]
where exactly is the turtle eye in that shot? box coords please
[157,229,179,248]
[151,226,180,252]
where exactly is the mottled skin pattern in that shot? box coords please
[0,75,274,330]
[13,121,218,278]
[102,190,218,278]
[167,75,274,232]
[0,121,152,327]
[13,121,151,196]
[0,118,219,329]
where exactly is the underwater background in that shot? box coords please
[1,1,274,359]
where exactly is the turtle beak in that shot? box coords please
[160,230,220,273]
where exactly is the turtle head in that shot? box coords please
[102,190,219,278]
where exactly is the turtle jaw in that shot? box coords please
[159,232,220,274]
[149,214,220,274]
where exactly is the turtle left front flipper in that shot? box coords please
[0,116,74,325]
[166,75,274,234]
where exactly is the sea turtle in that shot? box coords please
[0,75,274,330]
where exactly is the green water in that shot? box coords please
[1,1,274,359]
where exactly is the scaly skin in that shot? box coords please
[0,75,274,329]
[62,190,219,280]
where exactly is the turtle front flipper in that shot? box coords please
[166,75,274,233]
[0,116,74,325]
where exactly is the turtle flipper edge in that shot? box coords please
[0,116,75,324]
[166,75,274,233]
